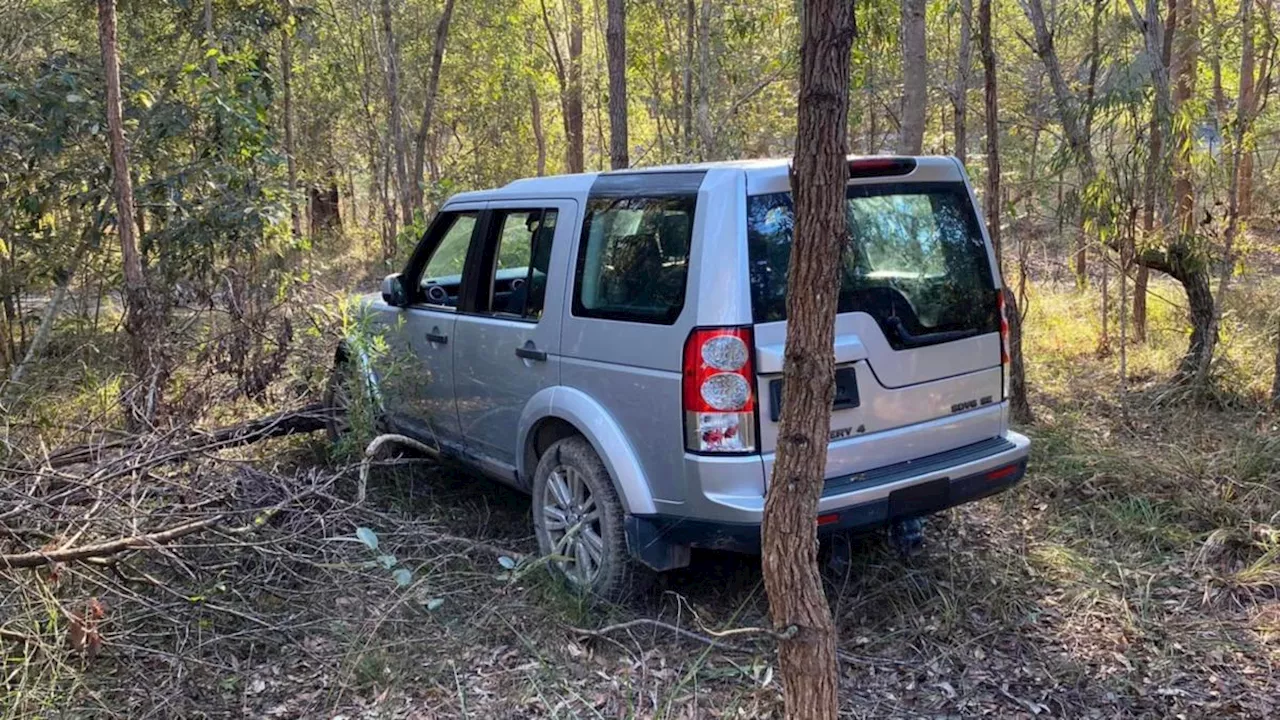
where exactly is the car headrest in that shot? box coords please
[658,214,690,257]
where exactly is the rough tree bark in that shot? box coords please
[982,0,1032,424]
[682,0,695,158]
[280,0,301,241]
[566,0,584,173]
[898,0,927,154]
[98,0,162,428]
[410,0,456,212]
[696,0,712,159]
[759,0,854,717]
[379,0,411,227]
[606,0,628,169]
[954,0,972,167]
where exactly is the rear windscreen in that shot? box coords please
[746,181,998,349]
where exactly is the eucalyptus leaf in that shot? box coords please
[355,527,378,551]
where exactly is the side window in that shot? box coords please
[410,211,478,307]
[572,196,694,324]
[481,209,559,319]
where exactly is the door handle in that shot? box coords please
[515,344,547,362]
[425,331,448,345]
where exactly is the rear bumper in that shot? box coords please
[626,431,1030,569]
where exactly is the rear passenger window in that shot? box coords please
[573,196,694,324]
[483,209,558,319]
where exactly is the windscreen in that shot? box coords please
[746,181,998,349]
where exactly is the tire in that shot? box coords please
[323,355,354,443]
[531,436,647,601]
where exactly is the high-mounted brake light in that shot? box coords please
[997,290,1011,399]
[847,157,917,179]
[683,327,758,453]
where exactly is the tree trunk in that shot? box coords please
[1136,0,1179,343]
[898,0,926,154]
[954,0,972,166]
[1133,266,1149,342]
[981,0,1000,263]
[379,0,412,227]
[98,0,162,428]
[605,0,628,169]
[280,0,301,241]
[682,0,694,158]
[309,179,342,238]
[565,0,584,173]
[1196,0,1254,386]
[1171,0,1214,378]
[981,0,1031,423]
[203,0,218,81]
[410,0,456,212]
[696,0,712,159]
[759,1,854,717]
[1271,322,1280,407]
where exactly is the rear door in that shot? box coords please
[452,200,576,480]
[747,166,1005,478]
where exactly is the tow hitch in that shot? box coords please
[888,516,925,556]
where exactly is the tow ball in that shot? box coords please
[888,516,925,556]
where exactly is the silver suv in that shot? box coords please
[330,156,1031,598]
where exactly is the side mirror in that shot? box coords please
[381,273,408,307]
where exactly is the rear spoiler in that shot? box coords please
[848,157,917,179]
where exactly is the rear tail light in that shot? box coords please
[997,290,1011,399]
[683,327,757,453]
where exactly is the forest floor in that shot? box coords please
[2,275,1278,719]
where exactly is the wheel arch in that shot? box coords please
[517,387,657,515]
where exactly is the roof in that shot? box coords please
[443,155,964,204]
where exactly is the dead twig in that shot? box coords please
[569,617,912,666]
[0,515,224,569]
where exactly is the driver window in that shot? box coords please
[418,212,478,307]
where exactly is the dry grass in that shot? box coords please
[2,273,1278,718]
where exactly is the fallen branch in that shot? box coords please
[569,617,910,666]
[0,515,224,569]
[358,433,439,503]
[33,404,330,470]
[569,617,792,653]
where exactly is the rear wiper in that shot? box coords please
[885,316,980,348]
